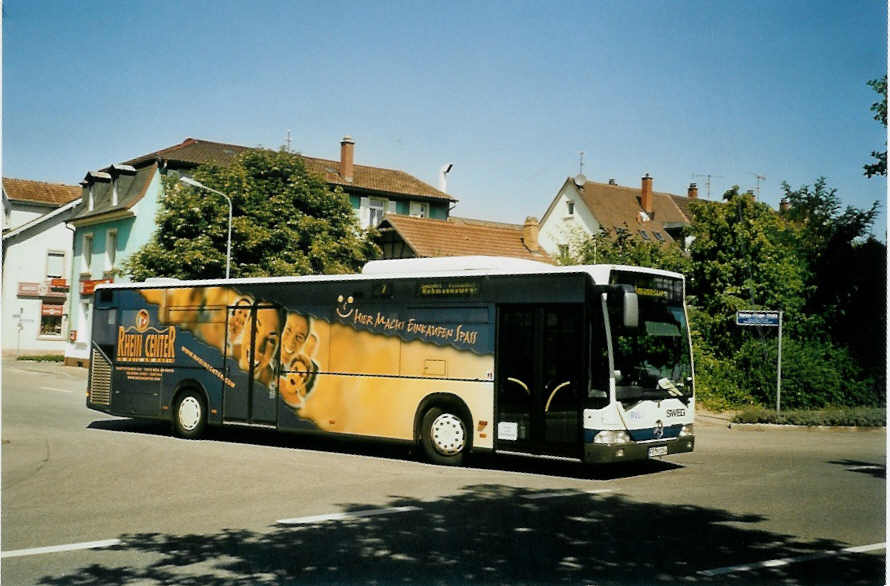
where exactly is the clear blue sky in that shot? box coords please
[4,0,887,236]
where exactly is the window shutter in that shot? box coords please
[359,197,370,228]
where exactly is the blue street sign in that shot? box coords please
[736,310,781,327]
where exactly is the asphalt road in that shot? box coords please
[2,358,885,584]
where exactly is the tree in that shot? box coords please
[124,149,379,280]
[560,225,691,275]
[864,75,886,178]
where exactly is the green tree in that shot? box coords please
[687,188,808,353]
[560,225,691,275]
[864,75,887,178]
[124,149,379,280]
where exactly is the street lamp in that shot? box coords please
[179,176,233,279]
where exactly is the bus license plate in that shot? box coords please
[648,446,668,458]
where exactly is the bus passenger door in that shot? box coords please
[496,305,583,458]
[223,303,281,425]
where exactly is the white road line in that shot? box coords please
[40,386,72,393]
[522,489,612,500]
[7,369,49,376]
[277,505,421,525]
[1,539,121,559]
[846,465,884,472]
[698,542,886,577]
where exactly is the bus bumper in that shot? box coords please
[583,436,695,464]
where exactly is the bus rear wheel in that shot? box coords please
[421,406,468,466]
[173,389,206,439]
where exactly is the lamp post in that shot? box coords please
[179,176,233,279]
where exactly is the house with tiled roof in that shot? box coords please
[538,174,699,257]
[2,178,81,355]
[375,214,554,263]
[64,136,456,366]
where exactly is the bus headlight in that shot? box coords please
[593,430,631,445]
[679,424,694,437]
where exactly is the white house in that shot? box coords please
[538,174,698,258]
[2,178,81,356]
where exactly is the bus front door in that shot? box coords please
[224,303,281,425]
[496,305,583,458]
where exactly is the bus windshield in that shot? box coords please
[607,276,693,405]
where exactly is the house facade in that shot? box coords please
[64,136,456,366]
[375,214,553,263]
[2,178,81,355]
[538,174,698,258]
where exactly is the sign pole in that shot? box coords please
[777,311,783,416]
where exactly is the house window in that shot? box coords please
[653,232,665,242]
[566,201,575,215]
[639,230,651,240]
[368,199,386,227]
[106,230,117,271]
[558,244,569,258]
[409,201,429,218]
[46,250,65,279]
[39,303,63,336]
[87,185,94,211]
[82,233,94,272]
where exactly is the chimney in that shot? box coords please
[521,216,540,252]
[641,173,654,214]
[340,135,355,182]
[688,182,699,199]
[608,178,617,185]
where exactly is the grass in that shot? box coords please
[16,354,64,362]
[732,406,886,427]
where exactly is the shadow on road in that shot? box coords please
[35,484,883,585]
[829,459,886,479]
[87,417,682,481]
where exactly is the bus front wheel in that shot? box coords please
[421,406,467,466]
[173,389,206,439]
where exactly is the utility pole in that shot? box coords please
[748,172,766,199]
[692,172,724,200]
[286,130,292,153]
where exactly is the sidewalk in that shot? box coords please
[3,357,89,382]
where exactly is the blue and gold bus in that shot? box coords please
[86,257,695,466]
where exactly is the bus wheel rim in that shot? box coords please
[431,413,465,456]
[179,396,201,431]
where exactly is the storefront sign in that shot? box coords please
[17,282,41,297]
[81,278,113,295]
[41,303,64,317]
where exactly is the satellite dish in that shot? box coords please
[573,174,587,187]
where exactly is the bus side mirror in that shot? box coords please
[622,289,639,329]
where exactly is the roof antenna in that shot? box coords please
[286,129,292,153]
[579,151,584,175]
[573,151,587,187]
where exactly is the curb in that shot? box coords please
[728,422,885,433]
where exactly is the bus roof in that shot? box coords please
[95,256,684,291]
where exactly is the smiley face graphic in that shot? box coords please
[336,295,355,319]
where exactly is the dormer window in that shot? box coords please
[88,185,94,211]
[639,210,650,222]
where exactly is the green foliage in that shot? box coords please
[864,75,887,178]
[733,337,876,409]
[733,406,885,427]
[561,226,691,274]
[124,149,380,280]
[16,354,64,362]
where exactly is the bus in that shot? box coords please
[86,256,695,466]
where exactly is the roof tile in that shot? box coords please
[3,178,81,206]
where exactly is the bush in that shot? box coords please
[16,354,64,362]
[733,406,885,427]
[733,337,876,409]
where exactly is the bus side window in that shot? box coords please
[588,318,610,408]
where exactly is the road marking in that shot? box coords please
[1,539,121,559]
[8,369,49,377]
[277,505,421,525]
[698,542,886,577]
[522,489,612,500]
[40,386,72,393]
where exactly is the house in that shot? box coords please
[64,136,455,366]
[2,178,81,355]
[537,174,698,257]
[375,214,554,263]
